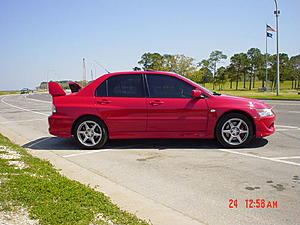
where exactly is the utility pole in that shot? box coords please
[91,69,94,81]
[274,0,280,96]
[83,58,87,86]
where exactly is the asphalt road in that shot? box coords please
[0,93,299,225]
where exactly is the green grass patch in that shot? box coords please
[0,134,150,225]
[217,89,300,100]
[0,91,19,95]
[200,81,300,99]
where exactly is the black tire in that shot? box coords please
[73,116,108,149]
[215,113,254,148]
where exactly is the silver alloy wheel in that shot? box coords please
[77,120,102,147]
[221,118,249,146]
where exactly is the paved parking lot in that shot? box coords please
[0,93,299,225]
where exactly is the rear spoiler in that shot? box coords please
[48,82,66,97]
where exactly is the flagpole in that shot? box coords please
[265,24,268,91]
[274,0,280,96]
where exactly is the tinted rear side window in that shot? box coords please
[147,74,194,98]
[95,80,107,97]
[107,74,144,97]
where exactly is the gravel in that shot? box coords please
[0,146,39,225]
[7,161,28,170]
[0,207,39,225]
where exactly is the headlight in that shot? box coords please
[52,104,57,114]
[256,108,273,117]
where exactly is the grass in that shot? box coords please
[217,89,300,100]
[0,134,150,225]
[0,91,19,95]
[202,81,300,99]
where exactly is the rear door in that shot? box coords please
[146,74,208,132]
[95,74,147,132]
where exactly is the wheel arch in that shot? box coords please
[215,110,256,137]
[71,114,108,136]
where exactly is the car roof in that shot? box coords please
[100,70,179,77]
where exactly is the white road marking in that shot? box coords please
[25,95,51,103]
[0,118,45,124]
[63,149,113,158]
[271,156,300,160]
[218,149,300,167]
[26,137,52,148]
[275,125,298,129]
[266,102,300,106]
[288,111,300,113]
[63,147,300,167]
[0,96,49,116]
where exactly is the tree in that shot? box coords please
[189,70,204,84]
[133,67,141,71]
[225,65,235,89]
[215,66,227,90]
[160,54,197,76]
[230,53,248,90]
[138,52,163,70]
[290,54,300,88]
[200,68,213,87]
[247,48,263,90]
[209,51,227,89]
[269,53,292,89]
[137,53,196,76]
[198,50,227,90]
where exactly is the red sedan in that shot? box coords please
[48,71,275,149]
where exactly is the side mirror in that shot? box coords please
[192,89,203,99]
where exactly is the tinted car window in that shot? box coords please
[107,74,144,97]
[95,80,107,97]
[147,74,195,98]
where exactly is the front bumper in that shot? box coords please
[255,115,276,138]
[48,114,73,138]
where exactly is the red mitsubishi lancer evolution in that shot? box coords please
[48,71,275,149]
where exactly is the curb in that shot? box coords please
[254,98,300,101]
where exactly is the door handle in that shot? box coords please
[97,99,111,104]
[149,100,164,106]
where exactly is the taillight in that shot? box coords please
[51,104,57,114]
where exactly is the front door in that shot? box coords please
[146,74,208,132]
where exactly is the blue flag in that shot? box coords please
[267,32,273,38]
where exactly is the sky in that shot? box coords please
[0,0,299,90]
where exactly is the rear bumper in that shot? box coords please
[48,114,73,138]
[255,115,276,138]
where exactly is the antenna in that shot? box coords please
[93,60,110,73]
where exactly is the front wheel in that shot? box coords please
[74,117,108,149]
[216,113,254,148]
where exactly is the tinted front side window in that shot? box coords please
[107,74,144,97]
[147,74,195,98]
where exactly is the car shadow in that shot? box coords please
[23,136,268,151]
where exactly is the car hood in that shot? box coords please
[213,94,271,109]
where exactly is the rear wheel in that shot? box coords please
[74,116,108,149]
[216,113,254,148]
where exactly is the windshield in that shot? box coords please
[176,73,214,95]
